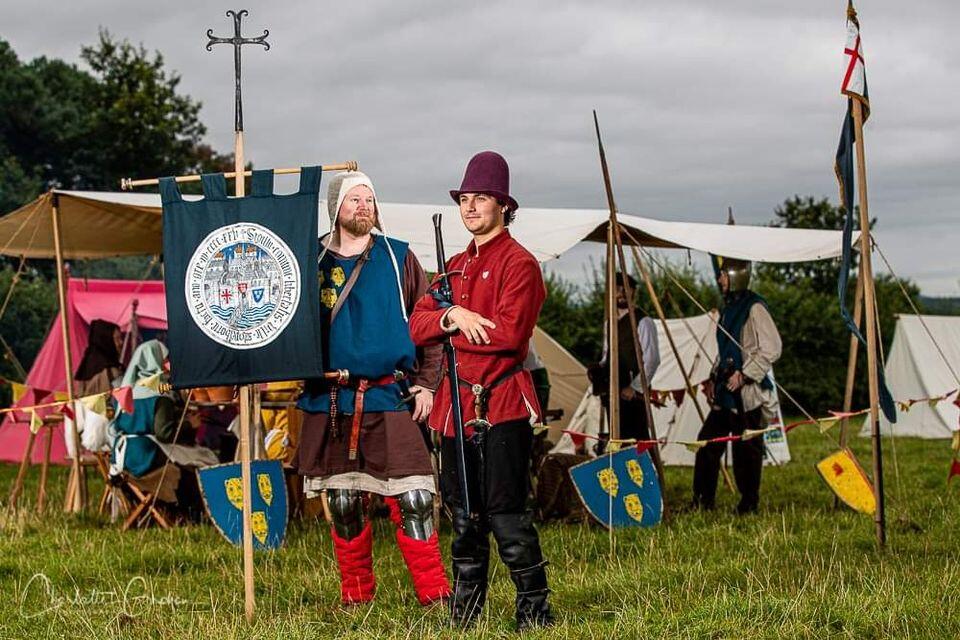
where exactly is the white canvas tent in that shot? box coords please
[552,312,791,466]
[530,325,589,437]
[1,190,855,264]
[860,314,960,439]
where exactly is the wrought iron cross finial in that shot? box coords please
[206,9,270,132]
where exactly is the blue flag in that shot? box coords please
[160,168,325,388]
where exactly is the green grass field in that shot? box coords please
[1,427,959,639]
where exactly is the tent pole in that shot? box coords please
[612,223,665,488]
[851,98,885,549]
[52,194,86,513]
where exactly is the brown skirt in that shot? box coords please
[297,410,434,480]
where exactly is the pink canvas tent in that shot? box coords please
[0,277,166,464]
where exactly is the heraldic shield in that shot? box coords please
[569,447,662,529]
[198,460,288,550]
[160,167,325,388]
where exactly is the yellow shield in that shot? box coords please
[257,473,273,507]
[623,494,643,522]
[251,511,268,544]
[816,449,876,515]
[224,477,243,511]
[626,459,644,486]
[597,468,619,497]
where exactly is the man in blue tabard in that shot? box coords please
[693,257,782,514]
[297,172,450,606]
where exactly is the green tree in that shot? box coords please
[0,33,235,388]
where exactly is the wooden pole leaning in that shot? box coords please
[52,195,86,513]
[631,240,709,429]
[605,221,620,443]
[611,224,666,489]
[36,422,55,513]
[839,274,865,452]
[851,98,885,548]
[8,429,37,507]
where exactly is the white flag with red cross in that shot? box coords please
[841,2,869,115]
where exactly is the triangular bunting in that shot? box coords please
[112,386,135,414]
[29,409,43,434]
[79,393,108,416]
[10,381,28,403]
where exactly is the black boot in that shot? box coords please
[449,509,489,628]
[490,513,555,630]
[510,561,555,630]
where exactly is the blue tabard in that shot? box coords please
[111,396,162,477]
[298,235,415,414]
[715,291,774,411]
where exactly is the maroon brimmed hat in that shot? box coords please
[449,151,519,211]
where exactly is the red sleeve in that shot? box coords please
[403,252,443,389]
[452,255,545,355]
[408,273,449,347]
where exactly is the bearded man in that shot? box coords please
[297,171,450,606]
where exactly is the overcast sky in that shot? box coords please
[3,0,958,294]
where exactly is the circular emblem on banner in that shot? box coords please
[184,223,301,350]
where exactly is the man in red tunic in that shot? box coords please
[409,151,554,630]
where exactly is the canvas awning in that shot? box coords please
[1,189,857,264]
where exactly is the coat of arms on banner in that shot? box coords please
[569,447,662,528]
[198,460,288,549]
[186,223,301,350]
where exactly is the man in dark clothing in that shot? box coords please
[692,257,782,514]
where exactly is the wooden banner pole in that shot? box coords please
[232,129,257,623]
[36,423,54,513]
[9,428,36,507]
[851,97,885,548]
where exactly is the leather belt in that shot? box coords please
[324,370,405,461]
[457,365,523,432]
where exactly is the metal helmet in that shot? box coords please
[718,257,752,293]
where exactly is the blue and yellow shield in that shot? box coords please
[197,460,288,550]
[569,447,662,529]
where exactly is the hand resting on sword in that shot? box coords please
[442,306,497,345]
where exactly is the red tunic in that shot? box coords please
[409,230,545,436]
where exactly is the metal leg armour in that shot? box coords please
[327,488,366,540]
[396,489,435,541]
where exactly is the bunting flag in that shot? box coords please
[79,393,108,417]
[10,381,28,403]
[834,1,896,424]
[670,389,686,406]
[28,409,43,434]
[112,386,134,414]
[59,402,76,422]
[137,372,163,392]
[948,459,960,484]
[816,449,876,514]
[54,391,69,402]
